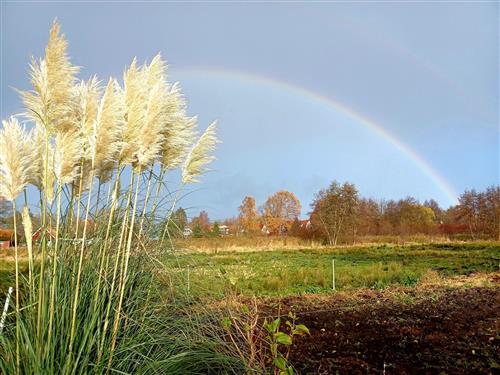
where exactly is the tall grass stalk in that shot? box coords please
[46,182,62,350]
[92,167,122,317]
[36,132,50,347]
[107,167,142,369]
[12,200,20,372]
[67,171,95,361]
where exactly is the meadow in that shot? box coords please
[162,241,499,297]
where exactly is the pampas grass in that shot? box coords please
[0,20,229,375]
[182,121,219,184]
[54,130,82,185]
[92,79,124,180]
[161,83,197,171]
[21,21,79,133]
[0,117,35,201]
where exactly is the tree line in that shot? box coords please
[310,183,499,244]
[177,183,499,243]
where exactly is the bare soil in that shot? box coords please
[258,273,500,374]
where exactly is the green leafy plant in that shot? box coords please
[263,311,310,375]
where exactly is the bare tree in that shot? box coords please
[310,181,358,245]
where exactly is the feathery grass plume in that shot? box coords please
[29,125,56,202]
[28,125,46,187]
[21,20,79,133]
[0,117,36,201]
[54,130,83,185]
[71,77,101,191]
[22,206,34,285]
[139,55,169,165]
[120,54,170,168]
[181,121,219,184]
[92,79,125,179]
[161,83,197,170]
[75,77,101,151]
[119,58,147,165]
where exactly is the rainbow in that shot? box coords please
[173,67,459,205]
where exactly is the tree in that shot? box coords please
[173,208,188,231]
[289,218,301,236]
[455,190,480,239]
[162,207,188,238]
[424,199,443,223]
[238,196,259,233]
[262,190,301,220]
[190,210,210,233]
[396,197,435,239]
[0,198,13,226]
[212,221,220,237]
[357,198,381,236]
[482,186,500,240]
[310,181,359,245]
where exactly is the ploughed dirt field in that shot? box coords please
[259,273,500,374]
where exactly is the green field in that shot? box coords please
[162,242,500,297]
[1,242,498,298]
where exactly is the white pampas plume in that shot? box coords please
[161,83,197,170]
[22,206,33,268]
[119,58,146,165]
[181,121,219,184]
[0,117,36,201]
[92,79,124,179]
[75,77,100,157]
[29,125,56,202]
[135,81,166,168]
[54,130,82,185]
[120,54,169,168]
[20,20,79,133]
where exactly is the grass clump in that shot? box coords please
[0,21,250,374]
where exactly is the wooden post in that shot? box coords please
[187,266,190,295]
[332,259,336,291]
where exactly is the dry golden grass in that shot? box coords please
[175,236,322,253]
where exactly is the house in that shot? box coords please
[183,227,193,237]
[0,228,14,248]
[218,225,230,236]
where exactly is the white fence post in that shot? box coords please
[332,259,336,291]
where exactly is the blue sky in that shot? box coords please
[1,2,498,220]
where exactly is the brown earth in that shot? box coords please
[257,273,500,374]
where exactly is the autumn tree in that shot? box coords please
[455,189,480,239]
[238,196,259,233]
[482,186,500,240]
[396,197,435,240]
[424,199,443,223]
[455,186,499,240]
[262,190,301,220]
[310,181,359,245]
[190,210,210,233]
[357,198,382,236]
